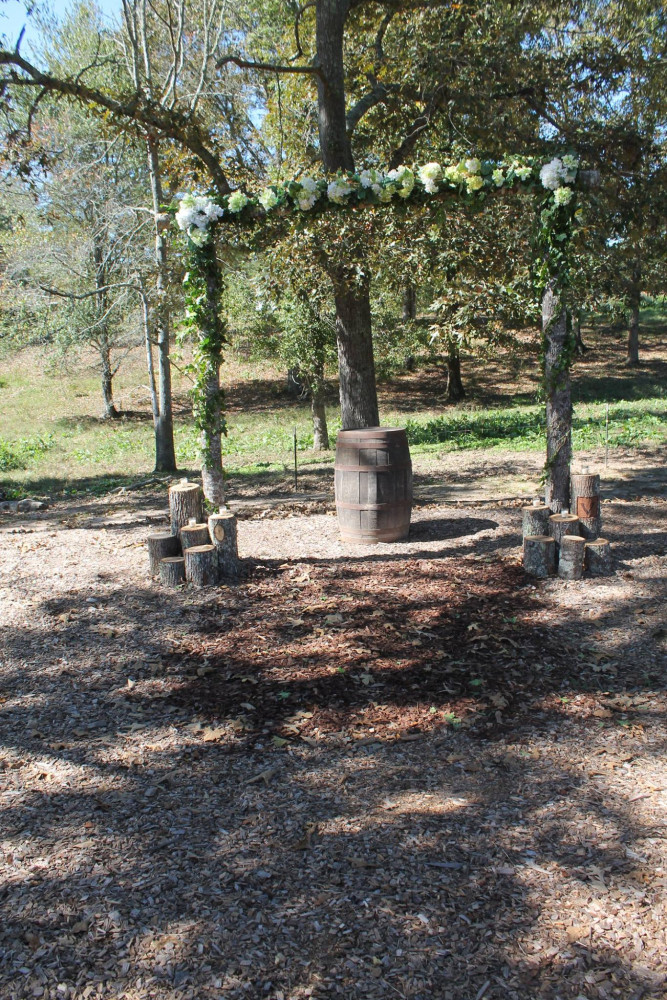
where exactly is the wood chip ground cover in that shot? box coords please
[0,495,665,1000]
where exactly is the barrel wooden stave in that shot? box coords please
[335,427,412,544]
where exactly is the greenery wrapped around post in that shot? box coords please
[178,212,227,505]
[173,154,584,502]
[536,157,579,512]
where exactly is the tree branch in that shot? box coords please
[0,49,231,195]
[217,53,324,81]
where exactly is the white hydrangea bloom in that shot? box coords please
[227,191,249,213]
[259,188,279,211]
[561,154,579,182]
[175,194,222,233]
[327,178,354,204]
[360,168,381,189]
[295,176,321,209]
[204,201,224,221]
[492,168,504,187]
[297,193,317,211]
[539,157,568,190]
[511,163,533,181]
[465,158,482,174]
[377,186,394,203]
[466,174,484,193]
[419,162,442,194]
[553,186,574,207]
[444,162,467,185]
[388,165,414,198]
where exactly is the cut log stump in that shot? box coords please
[148,532,181,576]
[558,534,586,580]
[571,474,602,539]
[169,479,203,535]
[180,522,211,550]
[160,556,185,587]
[208,509,239,578]
[522,504,552,538]
[184,544,219,587]
[585,538,613,576]
[523,535,556,578]
[549,513,580,551]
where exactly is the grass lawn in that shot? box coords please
[0,306,665,498]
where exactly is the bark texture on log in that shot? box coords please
[311,390,330,450]
[570,474,601,539]
[558,534,586,580]
[169,481,204,535]
[523,535,556,578]
[184,544,219,587]
[585,538,613,576]
[522,505,552,538]
[208,510,239,578]
[549,513,580,550]
[542,282,572,512]
[315,0,379,430]
[332,270,379,428]
[626,263,641,366]
[160,556,186,587]
[147,532,181,576]
[179,523,211,550]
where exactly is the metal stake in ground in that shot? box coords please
[293,426,298,492]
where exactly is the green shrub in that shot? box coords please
[0,434,54,471]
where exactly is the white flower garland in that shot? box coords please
[174,154,580,243]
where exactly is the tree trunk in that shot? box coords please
[332,269,379,427]
[573,310,587,355]
[146,136,177,471]
[311,385,330,450]
[542,282,573,512]
[445,337,465,402]
[100,343,119,419]
[626,263,641,366]
[402,282,417,321]
[199,239,226,505]
[315,0,379,429]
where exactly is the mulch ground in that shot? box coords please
[0,493,665,1000]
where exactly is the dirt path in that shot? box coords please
[0,494,665,1000]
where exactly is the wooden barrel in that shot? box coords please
[334,427,412,543]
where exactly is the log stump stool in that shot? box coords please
[169,479,204,536]
[571,474,602,539]
[549,513,580,553]
[522,504,552,538]
[160,556,186,587]
[184,544,219,587]
[180,521,211,550]
[523,535,556,578]
[558,535,586,580]
[585,538,613,576]
[208,509,239,578]
[148,532,181,576]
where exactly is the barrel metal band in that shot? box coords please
[334,464,412,473]
[336,500,412,511]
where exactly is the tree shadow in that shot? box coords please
[1,506,666,998]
